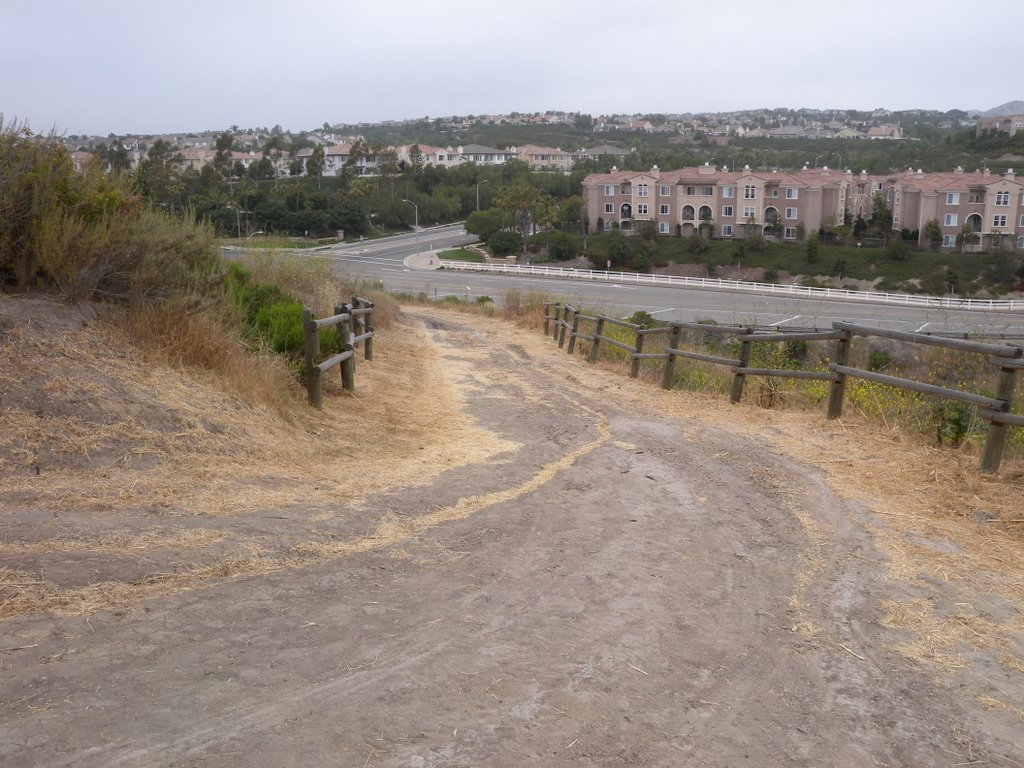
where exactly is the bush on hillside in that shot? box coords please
[223,262,340,363]
[0,119,217,301]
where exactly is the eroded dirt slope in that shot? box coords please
[1,298,1023,767]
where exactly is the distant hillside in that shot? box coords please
[981,100,1024,117]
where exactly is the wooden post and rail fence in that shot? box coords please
[302,296,375,409]
[544,302,1024,473]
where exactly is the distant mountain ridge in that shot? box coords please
[979,100,1024,117]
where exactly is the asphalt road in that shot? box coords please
[325,225,1024,336]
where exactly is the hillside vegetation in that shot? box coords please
[0,118,398,414]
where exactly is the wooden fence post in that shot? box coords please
[729,328,754,403]
[629,329,646,378]
[588,317,605,364]
[662,324,682,390]
[557,305,571,348]
[826,329,854,419]
[335,303,354,375]
[566,309,581,355]
[303,307,319,405]
[338,303,355,392]
[544,303,554,336]
[363,301,374,361]
[352,296,374,360]
[980,363,1018,473]
[350,296,364,356]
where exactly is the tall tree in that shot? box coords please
[495,183,546,255]
[305,144,326,189]
[213,131,234,177]
[134,138,181,206]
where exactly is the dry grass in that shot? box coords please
[113,297,300,417]
[0,295,524,620]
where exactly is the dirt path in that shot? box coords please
[2,307,1023,767]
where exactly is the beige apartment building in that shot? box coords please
[516,144,575,173]
[582,164,1024,251]
[891,168,1023,250]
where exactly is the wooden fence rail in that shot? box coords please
[302,296,375,409]
[542,302,1023,473]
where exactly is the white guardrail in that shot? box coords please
[437,260,1024,312]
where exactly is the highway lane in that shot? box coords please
[322,226,1024,336]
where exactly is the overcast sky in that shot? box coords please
[3,0,1019,136]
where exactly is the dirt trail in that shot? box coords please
[2,305,1023,767]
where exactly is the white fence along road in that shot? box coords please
[436,261,1024,312]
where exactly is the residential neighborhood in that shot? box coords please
[581,163,1024,252]
[48,101,1024,253]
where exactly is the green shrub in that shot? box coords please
[931,401,974,447]
[547,231,581,262]
[489,230,522,256]
[222,262,338,361]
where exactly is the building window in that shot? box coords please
[604,203,614,214]
[785,207,798,219]
[637,184,649,197]
[722,205,734,217]
[659,222,669,234]
[604,219,613,231]
[943,234,957,247]
[1020,214,1024,227]
[946,192,959,205]
[766,189,779,198]
[943,213,958,227]
[603,185,615,196]
[637,204,649,215]
[968,192,984,203]
[1018,236,1024,249]
[743,206,756,219]
[786,187,798,199]
[995,191,1009,206]
[722,186,735,198]
[744,185,757,199]
[702,186,714,196]
[721,224,733,236]
[659,185,670,196]
[659,204,670,215]
[685,185,696,195]
[993,214,1008,227]
[620,185,630,195]
[784,227,797,239]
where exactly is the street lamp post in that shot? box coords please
[402,199,418,229]
[476,179,489,211]
[814,155,823,168]
[831,152,843,171]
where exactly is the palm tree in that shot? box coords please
[495,183,546,256]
